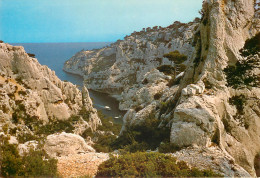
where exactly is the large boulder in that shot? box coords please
[44,132,95,157]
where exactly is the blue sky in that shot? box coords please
[0,0,203,43]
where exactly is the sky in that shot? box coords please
[0,0,203,43]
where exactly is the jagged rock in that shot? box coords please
[0,43,101,134]
[44,132,95,157]
[172,146,251,177]
[169,0,260,176]
[18,140,38,156]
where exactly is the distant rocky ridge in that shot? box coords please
[64,0,260,176]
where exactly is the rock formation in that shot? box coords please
[63,19,200,110]
[65,0,260,176]
[0,42,102,162]
[0,42,101,131]
[44,132,95,157]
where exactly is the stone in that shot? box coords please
[44,132,95,158]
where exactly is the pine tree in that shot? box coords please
[224,33,260,89]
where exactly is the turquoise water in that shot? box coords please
[12,42,125,123]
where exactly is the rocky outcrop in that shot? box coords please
[64,20,200,110]
[172,146,251,177]
[44,132,95,157]
[166,0,260,176]
[0,42,101,133]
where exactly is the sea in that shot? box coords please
[11,42,126,123]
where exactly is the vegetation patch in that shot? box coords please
[0,137,57,177]
[157,65,175,75]
[84,111,122,153]
[96,152,222,177]
[158,142,182,153]
[224,33,260,89]
[27,53,36,58]
[154,92,163,100]
[163,50,187,76]
[111,113,170,152]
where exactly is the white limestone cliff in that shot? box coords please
[0,42,101,140]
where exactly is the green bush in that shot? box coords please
[36,116,81,135]
[20,149,57,177]
[163,50,187,64]
[157,65,175,75]
[0,140,57,177]
[96,111,121,135]
[111,113,170,152]
[87,111,122,153]
[27,53,36,58]
[18,90,27,96]
[93,135,117,153]
[154,92,163,100]
[224,33,260,89]
[96,152,222,177]
[158,142,182,153]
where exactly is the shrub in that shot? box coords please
[36,116,80,135]
[154,92,163,100]
[167,77,181,87]
[111,113,170,152]
[135,106,143,112]
[0,140,57,177]
[142,78,149,84]
[224,33,260,89]
[96,152,222,177]
[163,50,187,64]
[20,149,57,177]
[88,111,122,153]
[27,53,36,58]
[229,95,246,115]
[93,135,117,153]
[158,142,182,153]
[96,111,121,135]
[18,90,27,96]
[157,65,175,75]
[163,51,188,77]
[0,142,22,177]
[228,95,249,128]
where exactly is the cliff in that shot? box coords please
[123,0,259,176]
[64,0,260,176]
[0,42,101,147]
[63,19,200,110]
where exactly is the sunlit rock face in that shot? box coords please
[0,42,101,132]
[168,0,260,176]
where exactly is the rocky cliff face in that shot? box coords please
[123,0,260,176]
[168,0,260,176]
[65,0,260,176]
[0,42,101,142]
[64,19,200,110]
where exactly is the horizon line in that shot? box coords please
[8,41,114,44]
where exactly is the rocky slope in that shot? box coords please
[0,42,101,128]
[65,0,260,176]
[0,42,104,167]
[64,19,200,110]
[124,0,260,176]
